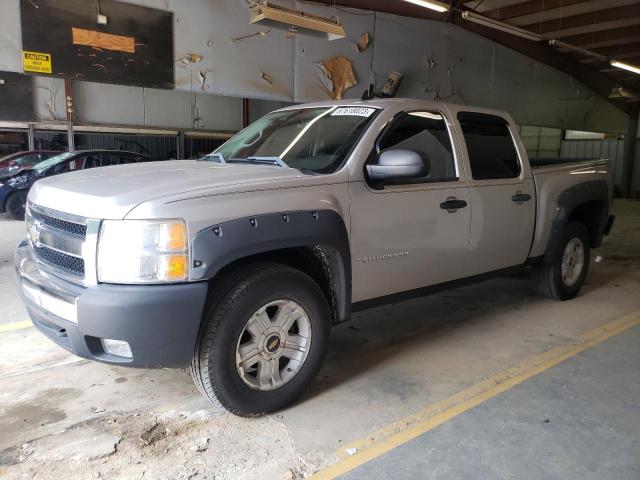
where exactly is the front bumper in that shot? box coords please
[15,241,208,368]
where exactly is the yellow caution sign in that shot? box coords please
[23,51,52,74]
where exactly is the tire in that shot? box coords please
[190,263,331,417]
[6,191,28,220]
[534,221,591,300]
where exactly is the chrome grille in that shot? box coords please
[29,208,87,237]
[33,245,85,276]
[26,203,96,283]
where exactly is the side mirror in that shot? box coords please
[366,149,429,182]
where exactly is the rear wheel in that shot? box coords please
[190,263,331,417]
[534,221,591,300]
[6,191,28,220]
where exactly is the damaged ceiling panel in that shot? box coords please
[319,56,358,100]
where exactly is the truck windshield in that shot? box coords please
[210,106,379,174]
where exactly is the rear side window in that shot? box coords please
[101,153,123,166]
[376,111,457,182]
[458,112,520,180]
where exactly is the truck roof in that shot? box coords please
[277,98,512,121]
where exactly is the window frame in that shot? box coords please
[456,111,524,182]
[364,109,461,188]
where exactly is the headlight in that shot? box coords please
[97,219,189,283]
[8,175,28,186]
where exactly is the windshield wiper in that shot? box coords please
[229,156,289,168]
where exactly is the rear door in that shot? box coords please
[454,111,535,275]
[349,109,471,302]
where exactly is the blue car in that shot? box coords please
[0,149,151,220]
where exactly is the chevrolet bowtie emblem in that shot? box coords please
[29,220,43,247]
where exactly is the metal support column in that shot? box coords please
[622,103,639,197]
[27,123,35,150]
[67,122,75,152]
[65,79,75,152]
[176,131,185,160]
[242,98,250,128]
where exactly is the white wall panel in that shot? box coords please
[0,0,631,135]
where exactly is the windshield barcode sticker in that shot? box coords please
[331,107,376,117]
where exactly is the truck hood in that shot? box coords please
[29,160,306,219]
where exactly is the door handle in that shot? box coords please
[440,198,468,212]
[511,193,531,203]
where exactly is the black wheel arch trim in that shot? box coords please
[544,180,610,265]
[191,210,352,322]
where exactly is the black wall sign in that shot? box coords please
[20,0,174,89]
[0,71,34,121]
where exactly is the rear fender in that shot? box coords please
[544,181,609,265]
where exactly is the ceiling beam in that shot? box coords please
[522,4,640,35]
[592,43,640,58]
[331,0,444,21]
[507,0,640,27]
[483,0,585,21]
[561,25,640,47]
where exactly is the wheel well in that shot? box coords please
[568,200,607,247]
[211,246,342,323]
[4,190,25,211]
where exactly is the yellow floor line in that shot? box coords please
[0,320,33,333]
[311,310,640,480]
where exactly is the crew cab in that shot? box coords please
[15,99,614,416]
[1,149,151,219]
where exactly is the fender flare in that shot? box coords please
[544,180,609,265]
[191,210,351,321]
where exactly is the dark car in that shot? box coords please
[0,150,152,220]
[0,150,61,177]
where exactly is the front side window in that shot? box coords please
[372,111,457,182]
[211,106,379,174]
[458,112,521,180]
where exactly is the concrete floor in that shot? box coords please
[0,200,639,480]
[339,325,640,480]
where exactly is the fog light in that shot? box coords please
[102,339,133,358]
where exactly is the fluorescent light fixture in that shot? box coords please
[611,60,640,75]
[250,1,346,41]
[462,11,542,42]
[403,0,449,13]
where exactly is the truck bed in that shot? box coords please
[529,157,607,168]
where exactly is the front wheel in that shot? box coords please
[190,263,331,417]
[534,221,591,300]
[6,191,28,220]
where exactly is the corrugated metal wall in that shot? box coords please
[33,131,226,160]
[75,133,178,160]
[519,125,640,193]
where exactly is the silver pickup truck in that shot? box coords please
[15,99,615,416]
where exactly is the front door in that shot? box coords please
[349,110,471,302]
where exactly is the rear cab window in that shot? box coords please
[457,112,521,180]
